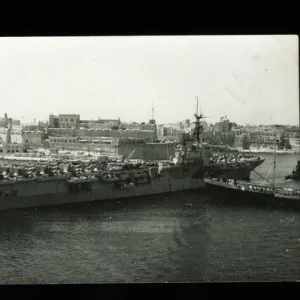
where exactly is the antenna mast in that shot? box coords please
[273,134,277,192]
[192,96,204,145]
[298,97,300,156]
[199,98,202,116]
[152,99,154,120]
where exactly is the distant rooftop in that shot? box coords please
[58,114,80,116]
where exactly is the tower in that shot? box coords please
[149,99,156,124]
[192,97,205,144]
[6,118,12,143]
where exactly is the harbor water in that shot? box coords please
[1,153,300,283]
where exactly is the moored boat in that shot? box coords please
[285,160,300,180]
[204,176,300,208]
[204,136,300,209]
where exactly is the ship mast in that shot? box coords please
[298,99,300,157]
[196,97,199,122]
[272,133,277,192]
[192,96,204,145]
[152,99,154,120]
[191,96,208,165]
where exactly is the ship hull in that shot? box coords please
[205,179,300,210]
[193,165,252,180]
[0,173,205,210]
[285,174,300,180]
[247,158,265,169]
[0,161,254,210]
[190,157,263,181]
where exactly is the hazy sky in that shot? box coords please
[0,35,298,126]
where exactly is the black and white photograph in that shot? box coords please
[0,35,298,283]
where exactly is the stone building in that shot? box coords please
[49,114,80,128]
[48,127,157,142]
[0,113,20,128]
[48,135,175,160]
[213,116,232,132]
[49,114,60,128]
[58,114,80,128]
[79,118,121,129]
[48,113,158,142]
[0,143,25,154]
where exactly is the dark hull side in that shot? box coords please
[0,169,205,210]
[285,173,300,180]
[247,158,265,170]
[205,181,300,210]
[0,162,254,210]
[193,166,251,181]
[191,157,264,181]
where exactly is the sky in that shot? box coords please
[0,35,298,126]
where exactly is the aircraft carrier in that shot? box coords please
[0,145,264,210]
[0,104,265,210]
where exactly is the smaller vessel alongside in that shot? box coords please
[204,137,300,208]
[284,119,300,181]
[285,160,300,180]
[204,176,300,208]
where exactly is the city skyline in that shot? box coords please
[0,35,298,126]
[3,113,300,129]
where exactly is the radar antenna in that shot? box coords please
[152,99,154,120]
